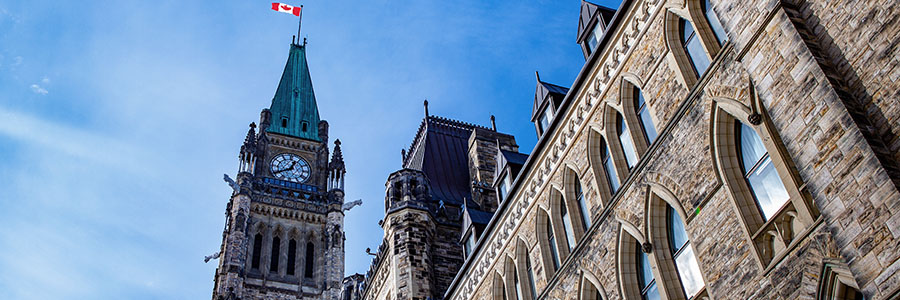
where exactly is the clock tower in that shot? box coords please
[211,38,348,300]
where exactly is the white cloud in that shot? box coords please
[30,84,48,94]
[41,76,50,84]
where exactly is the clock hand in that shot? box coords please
[273,161,298,174]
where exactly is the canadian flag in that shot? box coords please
[271,3,301,16]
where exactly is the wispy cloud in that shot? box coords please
[29,83,47,94]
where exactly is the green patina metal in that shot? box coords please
[267,43,320,141]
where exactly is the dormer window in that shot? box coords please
[463,232,476,258]
[497,171,511,202]
[585,22,603,55]
[281,117,289,128]
[301,121,309,132]
[538,106,554,135]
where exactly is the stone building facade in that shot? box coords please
[210,39,352,300]
[360,0,900,300]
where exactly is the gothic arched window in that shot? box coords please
[287,239,297,276]
[251,233,263,269]
[638,245,660,300]
[702,0,727,44]
[546,220,560,269]
[270,236,281,273]
[525,252,537,300]
[600,138,620,193]
[579,273,605,300]
[737,121,790,220]
[559,196,577,250]
[617,113,639,169]
[680,18,711,77]
[304,242,315,278]
[574,178,591,230]
[634,87,658,145]
[668,206,705,298]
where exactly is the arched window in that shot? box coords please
[634,87,658,145]
[617,113,639,168]
[702,0,727,44]
[525,252,537,299]
[304,242,315,278]
[737,122,790,220]
[251,233,263,269]
[680,18,710,77]
[287,239,297,276]
[574,179,591,230]
[270,236,281,273]
[579,273,605,300]
[668,206,704,298]
[513,266,523,300]
[637,246,660,300]
[545,215,561,271]
[600,138,620,192]
[818,262,865,300]
[492,272,507,300]
[560,197,577,250]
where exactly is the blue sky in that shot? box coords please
[0,0,620,298]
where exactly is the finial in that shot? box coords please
[250,122,256,129]
[490,115,496,131]
[292,35,296,45]
[535,71,541,82]
[401,149,407,163]
[334,139,341,146]
[424,99,429,117]
[303,37,307,46]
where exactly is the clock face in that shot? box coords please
[270,153,311,183]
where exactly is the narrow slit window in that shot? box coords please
[302,121,309,132]
[281,117,288,128]
[287,239,297,276]
[251,233,263,269]
[617,113,639,168]
[270,236,280,272]
[304,242,315,278]
[546,220,561,270]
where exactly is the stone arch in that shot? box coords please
[579,268,609,300]
[602,104,632,181]
[515,238,536,300]
[617,219,651,300]
[503,255,518,300]
[663,3,721,89]
[710,95,818,268]
[492,271,506,300]
[535,207,561,280]
[817,259,864,300]
[548,186,574,259]
[619,76,653,155]
[563,165,590,238]
[644,183,703,300]
[587,127,616,205]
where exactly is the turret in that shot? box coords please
[238,123,258,174]
[329,139,346,192]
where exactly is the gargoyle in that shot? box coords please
[204,251,221,263]
[224,174,240,194]
[342,199,363,212]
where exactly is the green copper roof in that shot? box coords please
[267,43,321,141]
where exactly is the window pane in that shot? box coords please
[498,175,508,202]
[636,90,658,144]
[618,115,639,168]
[674,244,705,298]
[575,180,591,229]
[685,37,710,75]
[642,283,660,300]
[561,202,577,250]
[604,156,620,192]
[539,111,550,134]
[514,268,523,300]
[704,0,728,44]
[588,22,601,52]
[547,221,561,269]
[738,123,767,173]
[747,156,790,219]
[668,206,688,253]
[638,250,653,289]
[526,255,537,299]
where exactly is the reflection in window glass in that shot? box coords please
[587,22,604,54]
[638,247,660,300]
[561,200,577,250]
[737,122,790,220]
[546,220,561,270]
[526,253,537,299]
[703,0,728,44]
[680,19,710,76]
[600,139,620,193]
[669,206,704,298]
[617,114,639,168]
[513,267,523,300]
[635,89,658,144]
[575,179,591,230]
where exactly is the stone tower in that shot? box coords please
[211,39,348,300]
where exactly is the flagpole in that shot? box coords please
[297,5,303,44]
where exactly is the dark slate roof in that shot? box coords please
[576,0,617,43]
[403,116,490,206]
[267,43,321,141]
[532,73,571,121]
[500,150,528,166]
